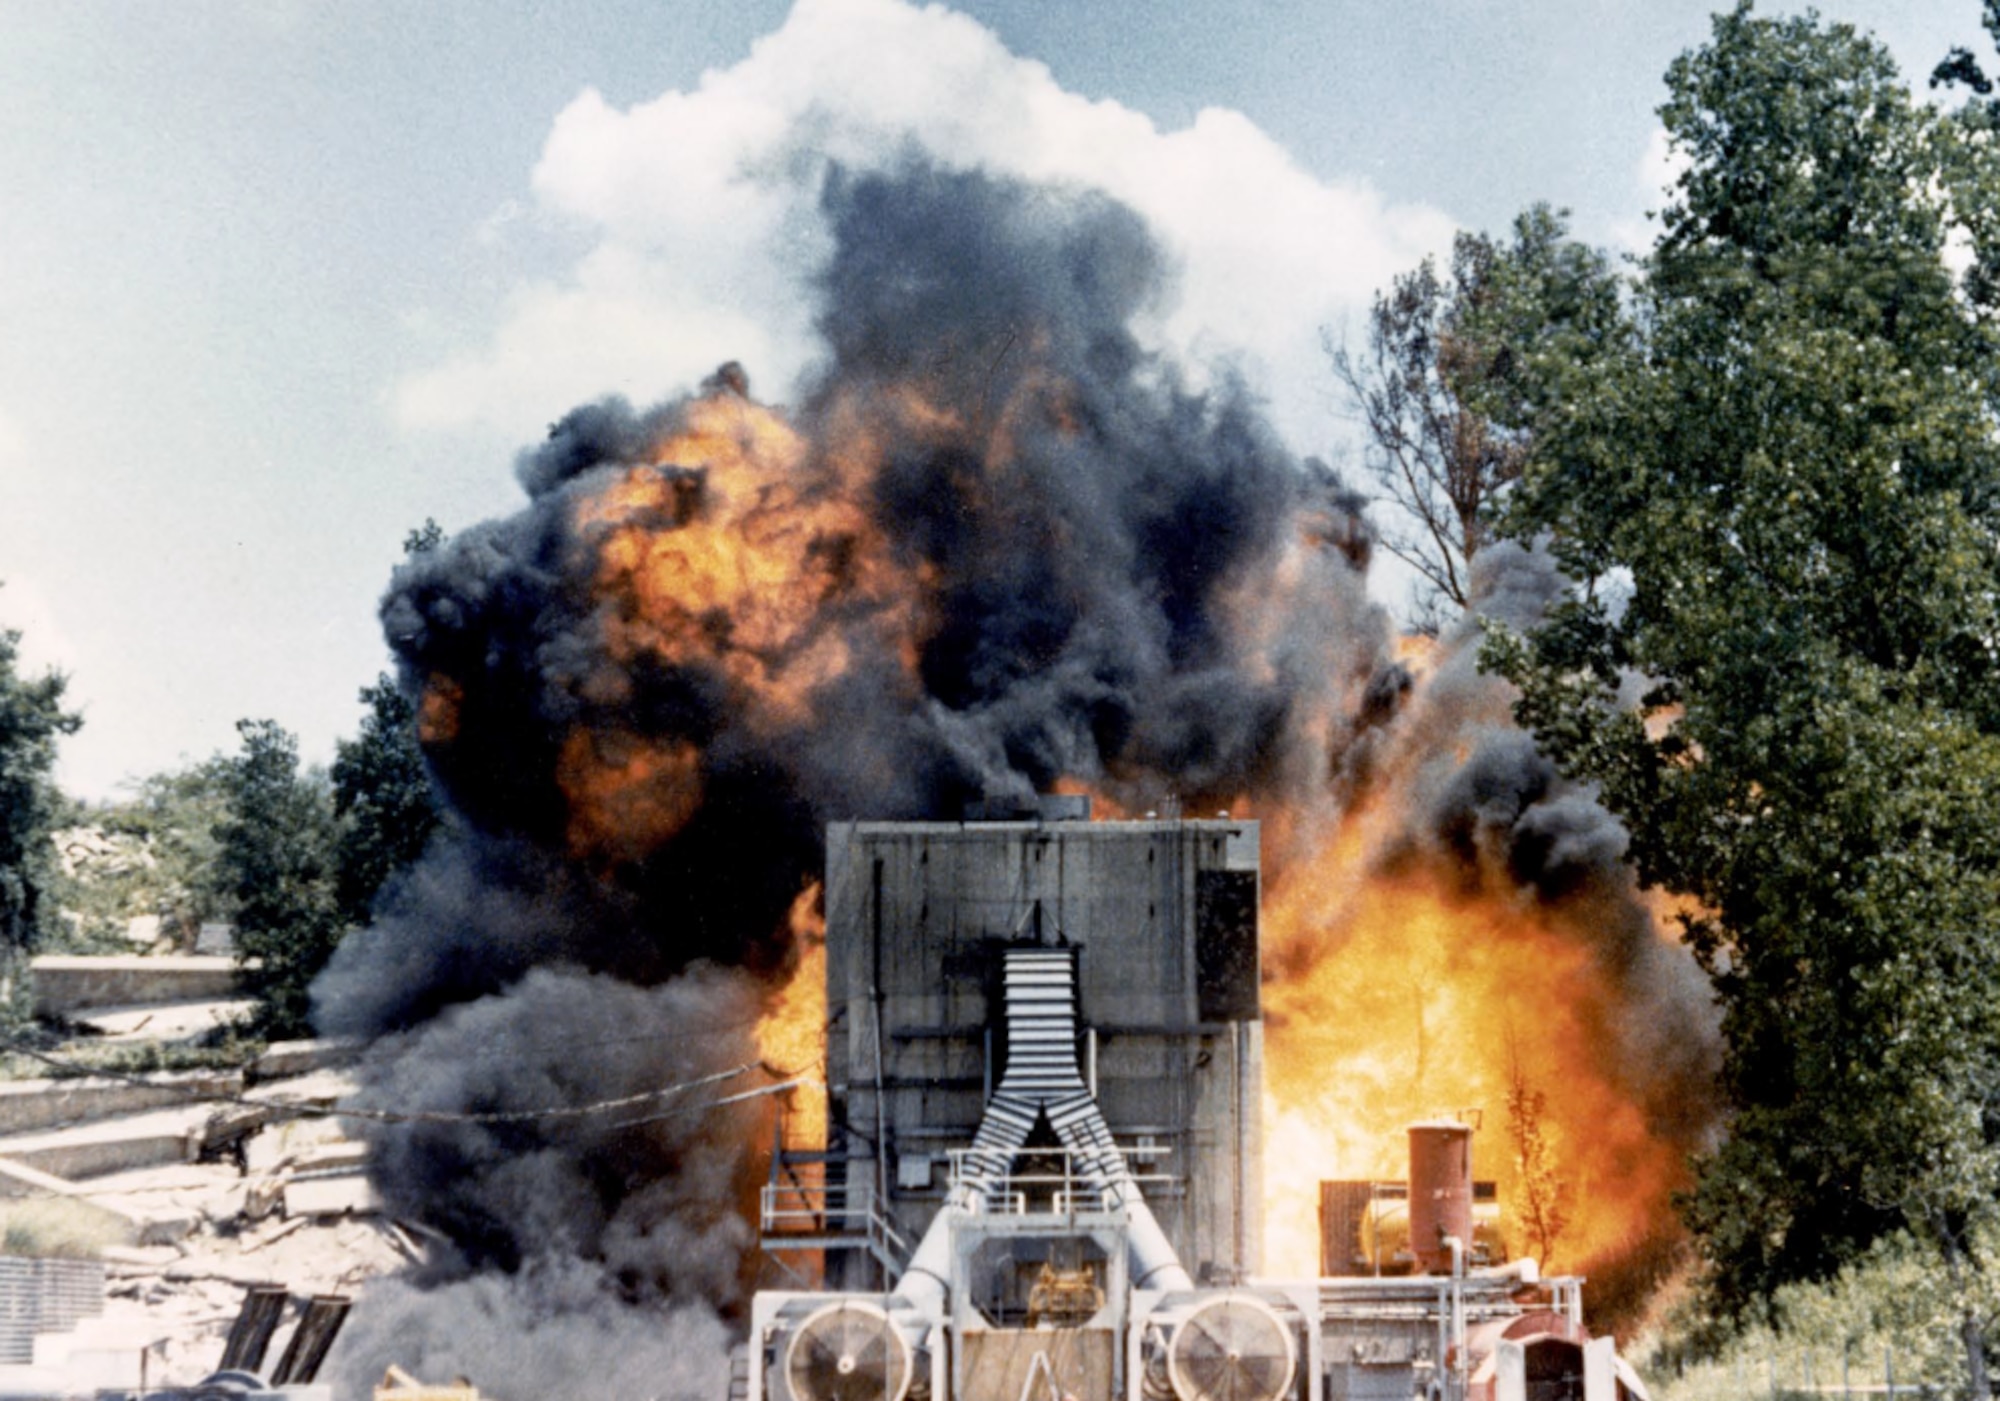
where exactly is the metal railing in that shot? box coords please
[759,1180,913,1267]
[943,1145,1178,1215]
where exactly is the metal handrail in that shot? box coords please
[942,1145,1179,1213]
[759,1182,912,1262]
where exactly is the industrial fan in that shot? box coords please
[1166,1294,1298,1401]
[783,1301,915,1401]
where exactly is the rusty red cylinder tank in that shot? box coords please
[1408,1120,1473,1275]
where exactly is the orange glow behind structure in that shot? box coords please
[1259,868,1684,1278]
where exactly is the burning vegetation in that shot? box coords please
[314,161,1715,1395]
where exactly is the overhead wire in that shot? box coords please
[0,1037,813,1128]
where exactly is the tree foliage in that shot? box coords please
[116,758,235,945]
[0,620,79,980]
[214,719,341,1039]
[331,674,440,926]
[1650,1223,2000,1398]
[1329,206,1626,625]
[1478,1,2000,1375]
[1934,3,2000,316]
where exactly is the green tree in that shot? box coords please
[120,757,234,947]
[1484,5,2000,1386]
[1329,205,1627,626]
[215,719,341,1038]
[1933,2,2000,315]
[331,674,440,925]
[0,617,78,1010]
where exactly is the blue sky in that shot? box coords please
[0,0,1984,798]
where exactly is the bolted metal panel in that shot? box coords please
[825,818,1262,1282]
[1195,870,1260,1022]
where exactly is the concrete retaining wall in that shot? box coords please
[0,1073,242,1137]
[250,1039,362,1084]
[2,1131,199,1183]
[30,956,242,1017]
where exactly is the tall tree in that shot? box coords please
[1486,5,2000,1385]
[1329,206,1626,626]
[214,719,342,1038]
[0,616,78,1013]
[331,674,440,925]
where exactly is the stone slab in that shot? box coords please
[282,1175,377,1218]
[0,1072,242,1137]
[30,956,243,1017]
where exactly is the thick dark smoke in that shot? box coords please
[331,1262,733,1401]
[1348,544,1717,1150]
[351,969,759,1288]
[319,159,1385,1399]
[322,160,1382,1025]
[316,162,1714,1395]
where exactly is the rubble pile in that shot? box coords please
[0,1019,403,1393]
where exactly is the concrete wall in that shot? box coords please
[30,956,242,1017]
[1,1128,199,1183]
[250,1039,362,1084]
[825,818,1263,1283]
[0,1072,242,1136]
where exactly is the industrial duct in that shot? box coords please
[895,946,1194,1316]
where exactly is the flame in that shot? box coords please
[418,673,463,745]
[556,730,702,865]
[756,883,828,1150]
[1642,884,1713,946]
[582,391,901,727]
[1050,775,1139,820]
[1258,868,1684,1277]
[1393,632,1442,674]
[458,364,1695,1289]
[555,386,924,862]
[568,380,1693,1283]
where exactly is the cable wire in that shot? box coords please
[0,1038,788,1128]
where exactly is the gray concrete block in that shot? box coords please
[30,956,244,1017]
[249,1038,363,1084]
[0,1073,242,1137]
[282,1175,377,1218]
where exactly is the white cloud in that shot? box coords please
[394,247,808,435]
[394,0,1456,456]
[0,404,25,464]
[1610,124,1691,255]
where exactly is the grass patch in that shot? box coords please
[0,1198,129,1259]
[0,1021,264,1082]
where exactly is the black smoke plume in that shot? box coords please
[317,161,1714,1396]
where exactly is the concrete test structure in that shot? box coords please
[822,807,1263,1287]
[745,804,1648,1401]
